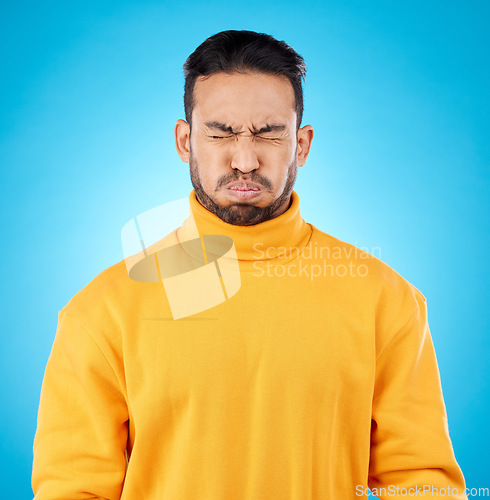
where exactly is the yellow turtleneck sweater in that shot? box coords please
[32,190,467,499]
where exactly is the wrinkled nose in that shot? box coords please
[230,136,259,174]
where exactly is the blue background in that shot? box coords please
[1,0,488,497]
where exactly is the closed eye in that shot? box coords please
[255,135,282,141]
[209,134,281,141]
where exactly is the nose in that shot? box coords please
[230,136,259,174]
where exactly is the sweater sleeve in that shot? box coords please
[368,297,467,499]
[32,309,129,500]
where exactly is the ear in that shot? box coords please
[175,119,191,163]
[296,124,314,167]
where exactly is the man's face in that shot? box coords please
[175,71,313,226]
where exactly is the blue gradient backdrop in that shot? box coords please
[1,1,488,497]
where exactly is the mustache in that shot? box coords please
[216,172,272,191]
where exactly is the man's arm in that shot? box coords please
[32,309,129,499]
[369,297,467,499]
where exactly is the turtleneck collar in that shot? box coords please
[177,189,312,272]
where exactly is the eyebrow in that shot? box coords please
[204,121,286,134]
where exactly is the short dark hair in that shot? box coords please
[183,30,307,130]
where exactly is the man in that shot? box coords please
[32,30,467,499]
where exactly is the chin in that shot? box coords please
[214,192,257,205]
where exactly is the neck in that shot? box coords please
[177,189,312,272]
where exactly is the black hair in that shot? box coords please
[183,30,307,130]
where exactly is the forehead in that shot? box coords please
[192,71,296,126]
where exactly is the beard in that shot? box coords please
[189,147,298,226]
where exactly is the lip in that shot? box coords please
[226,181,263,200]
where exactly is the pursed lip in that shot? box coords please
[226,181,262,191]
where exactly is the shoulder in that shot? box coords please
[62,258,130,317]
[60,255,161,342]
[308,223,426,322]
[308,224,429,353]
